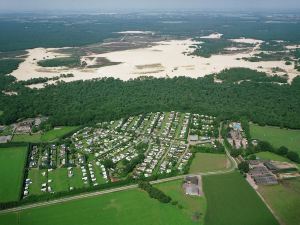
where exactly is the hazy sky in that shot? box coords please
[1,0,300,12]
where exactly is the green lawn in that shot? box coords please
[12,134,42,143]
[12,126,79,143]
[203,172,279,225]
[40,126,79,142]
[250,123,300,154]
[27,169,47,196]
[0,146,28,203]
[48,168,69,193]
[189,153,228,173]
[0,187,200,225]
[256,151,293,162]
[68,167,86,189]
[258,178,300,225]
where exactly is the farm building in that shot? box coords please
[183,175,203,196]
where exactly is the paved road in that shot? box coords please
[0,164,236,214]
[0,124,237,214]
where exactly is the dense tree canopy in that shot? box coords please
[1,73,300,129]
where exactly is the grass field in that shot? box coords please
[40,127,79,142]
[258,178,300,225]
[68,167,86,189]
[27,169,47,196]
[255,151,300,169]
[0,183,201,225]
[0,173,281,225]
[203,172,279,225]
[48,168,69,193]
[28,167,88,196]
[250,124,300,154]
[12,126,79,143]
[189,153,228,173]
[12,134,42,143]
[156,180,206,224]
[0,146,28,203]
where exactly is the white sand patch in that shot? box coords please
[230,38,264,44]
[200,33,223,39]
[92,39,298,82]
[11,48,101,82]
[286,45,300,50]
[224,47,242,51]
[10,39,299,86]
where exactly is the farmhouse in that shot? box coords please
[183,175,203,196]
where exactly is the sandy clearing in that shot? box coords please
[200,33,223,39]
[10,38,299,87]
[230,38,264,44]
[286,45,300,50]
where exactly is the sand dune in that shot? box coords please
[11,39,299,87]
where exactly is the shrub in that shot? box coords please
[277,146,289,156]
[238,161,250,173]
[287,151,300,163]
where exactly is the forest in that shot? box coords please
[1,12,300,52]
[1,67,300,129]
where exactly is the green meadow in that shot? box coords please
[250,124,300,154]
[189,153,229,174]
[0,182,200,225]
[0,146,28,203]
[12,126,79,143]
[0,173,281,225]
[255,152,300,168]
[203,172,279,225]
[258,178,300,225]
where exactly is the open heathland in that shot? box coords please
[0,146,28,203]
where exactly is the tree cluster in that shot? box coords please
[138,181,172,203]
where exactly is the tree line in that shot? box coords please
[138,181,172,203]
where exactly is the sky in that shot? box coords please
[1,0,300,12]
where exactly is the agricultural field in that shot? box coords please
[12,126,79,143]
[258,178,300,225]
[189,153,229,174]
[0,146,28,203]
[250,124,300,154]
[203,172,279,225]
[0,184,200,225]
